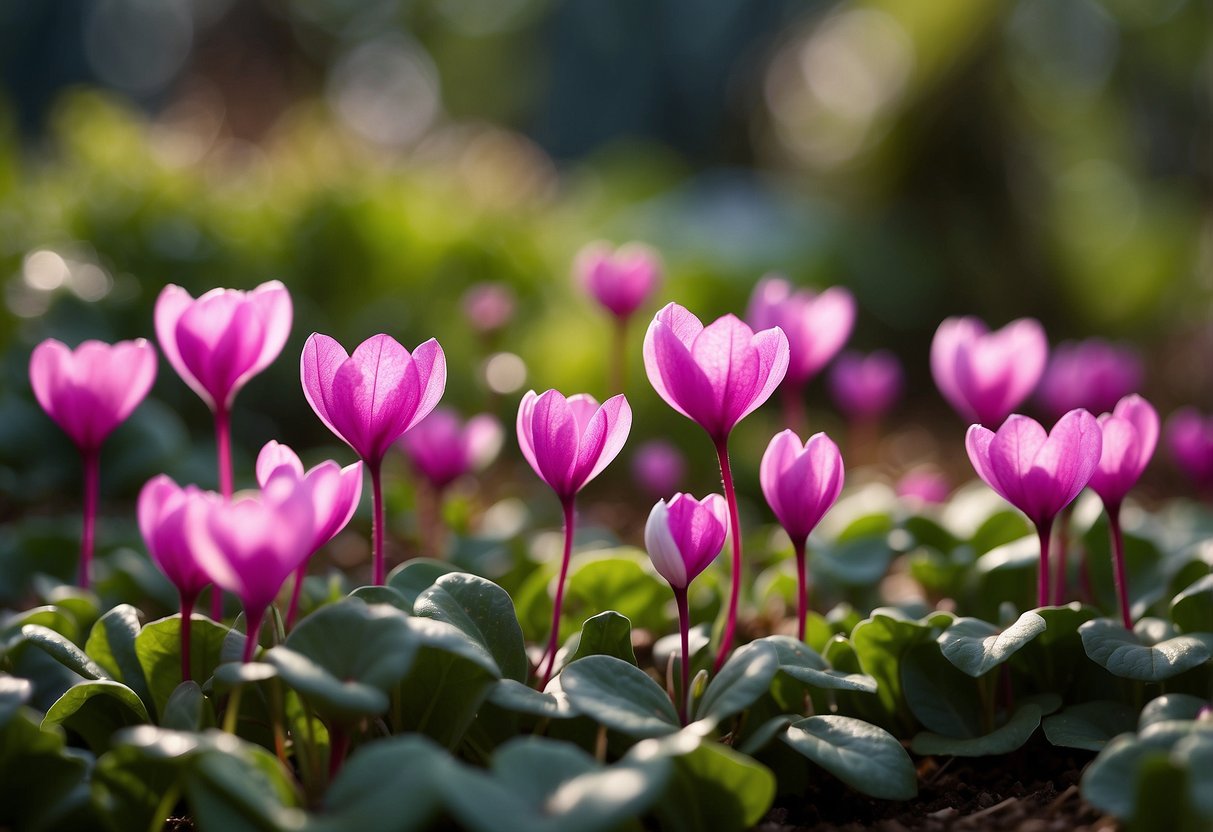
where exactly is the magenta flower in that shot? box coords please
[1036,339,1143,421]
[301,332,446,585]
[747,277,854,429]
[516,389,631,686]
[631,440,686,499]
[574,242,662,321]
[644,301,789,670]
[1087,395,1158,628]
[896,469,951,506]
[398,408,503,493]
[644,493,728,724]
[138,476,217,678]
[932,317,1048,427]
[461,282,516,335]
[255,441,363,629]
[30,338,157,587]
[966,410,1102,607]
[191,476,317,662]
[759,430,845,641]
[827,350,904,423]
[1165,408,1213,492]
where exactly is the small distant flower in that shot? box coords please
[1165,407,1213,492]
[574,242,661,322]
[932,317,1047,427]
[1036,339,1143,421]
[828,350,903,423]
[399,408,503,493]
[747,277,854,388]
[631,440,686,499]
[896,469,951,506]
[462,282,516,334]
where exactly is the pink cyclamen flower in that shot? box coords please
[896,469,951,505]
[760,430,845,642]
[644,302,790,443]
[398,408,503,492]
[747,277,854,388]
[30,338,157,588]
[256,441,363,628]
[1089,395,1159,509]
[30,338,158,452]
[1165,408,1213,491]
[516,390,632,502]
[631,440,686,499]
[645,492,728,725]
[462,282,515,335]
[932,317,1048,427]
[966,409,1102,606]
[155,281,292,413]
[191,475,318,661]
[828,350,904,423]
[1036,339,1143,422]
[574,241,662,321]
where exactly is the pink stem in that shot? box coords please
[1052,523,1068,606]
[211,406,233,620]
[328,725,350,780]
[78,449,99,588]
[674,586,690,725]
[538,497,576,688]
[793,537,809,643]
[1035,520,1053,609]
[370,461,386,585]
[286,565,306,630]
[242,607,265,663]
[1107,503,1133,629]
[610,317,628,395]
[180,592,196,682]
[780,384,806,434]
[713,437,743,674]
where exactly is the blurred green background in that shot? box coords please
[0,0,1210,514]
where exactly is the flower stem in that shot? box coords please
[212,406,233,620]
[780,384,806,434]
[78,448,99,589]
[674,586,691,725]
[242,607,265,663]
[328,725,350,780]
[793,537,809,643]
[610,317,628,394]
[1107,503,1133,629]
[713,437,743,674]
[370,460,386,585]
[538,497,576,688]
[1035,520,1053,609]
[285,565,306,630]
[180,593,195,682]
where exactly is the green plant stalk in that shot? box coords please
[713,437,744,674]
[538,496,577,688]
[223,685,244,734]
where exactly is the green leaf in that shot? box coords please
[20,624,110,680]
[901,642,981,737]
[1080,618,1211,682]
[312,735,451,832]
[2,605,79,643]
[568,611,637,666]
[937,611,1046,677]
[561,655,679,737]
[266,600,416,724]
[1043,701,1138,751]
[162,681,211,732]
[759,635,877,693]
[1173,732,1213,819]
[736,715,795,755]
[184,736,304,832]
[0,706,90,831]
[85,604,152,712]
[349,585,412,612]
[782,715,918,800]
[0,675,32,727]
[648,734,775,830]
[695,641,779,725]
[487,679,577,719]
[1172,575,1213,634]
[387,558,459,606]
[414,573,527,683]
[1081,723,1201,820]
[814,536,895,587]
[912,701,1046,756]
[849,613,945,733]
[42,679,150,752]
[1140,695,1210,731]
[135,614,230,719]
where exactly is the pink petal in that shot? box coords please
[1024,409,1101,519]
[735,326,789,425]
[646,316,715,427]
[328,334,418,463]
[760,429,804,525]
[964,424,1003,498]
[691,315,760,430]
[176,298,265,409]
[256,441,305,488]
[571,394,632,490]
[1113,394,1159,475]
[405,339,447,433]
[241,281,293,387]
[931,317,986,421]
[154,285,198,402]
[529,390,579,495]
[988,415,1048,516]
[300,333,350,437]
[515,391,541,477]
[1089,414,1142,506]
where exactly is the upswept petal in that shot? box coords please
[987,415,1048,516]
[691,315,759,422]
[775,433,843,540]
[405,339,447,433]
[245,281,292,381]
[735,326,789,425]
[644,500,686,587]
[647,316,715,425]
[566,394,602,439]
[801,287,856,376]
[1002,319,1049,410]
[138,476,212,599]
[154,285,196,399]
[176,296,264,409]
[515,391,541,476]
[1113,394,1159,474]
[931,317,985,421]
[110,340,158,427]
[306,460,363,550]
[328,334,418,462]
[572,395,631,490]
[653,302,704,348]
[745,276,791,333]
[1089,414,1142,506]
[301,333,350,436]
[760,429,804,524]
[28,339,69,421]
[666,493,727,582]
[964,425,1003,499]
[529,390,579,495]
[256,441,305,487]
[1022,409,1100,520]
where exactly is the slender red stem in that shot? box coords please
[713,437,743,674]
[212,406,233,620]
[1035,520,1053,609]
[793,537,809,643]
[285,565,306,630]
[674,586,691,725]
[1107,503,1133,629]
[538,497,576,688]
[180,592,195,682]
[1052,517,1068,606]
[242,607,265,663]
[78,449,99,588]
[370,461,386,585]
[328,725,350,780]
[780,384,806,434]
[610,317,628,394]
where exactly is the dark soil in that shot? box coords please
[758,747,1116,832]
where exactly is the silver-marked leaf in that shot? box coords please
[21,624,109,680]
[414,574,525,681]
[561,655,679,737]
[757,635,877,693]
[85,605,151,710]
[938,612,1046,677]
[1080,618,1210,682]
[1139,695,1210,731]
[695,641,779,725]
[569,611,637,666]
[782,715,917,800]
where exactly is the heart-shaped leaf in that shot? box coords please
[20,624,109,680]
[848,613,947,733]
[387,558,459,606]
[1080,618,1210,682]
[42,679,149,752]
[1043,700,1138,751]
[561,655,679,737]
[901,641,981,737]
[184,737,304,832]
[647,733,776,830]
[349,585,412,613]
[487,679,577,719]
[569,611,637,666]
[414,573,527,683]
[911,700,1048,756]
[1081,722,1207,820]
[938,611,1046,677]
[695,641,779,725]
[758,635,877,693]
[135,614,229,719]
[1139,694,1210,731]
[85,604,152,712]
[782,715,917,800]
